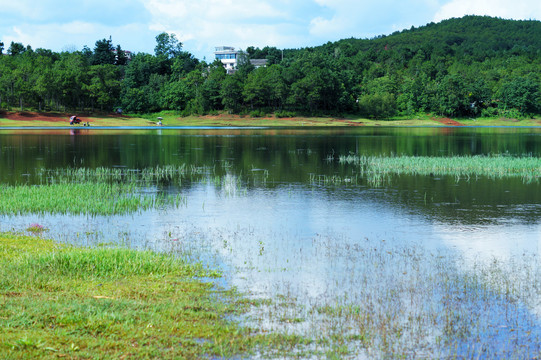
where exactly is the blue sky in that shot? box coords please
[1,0,540,60]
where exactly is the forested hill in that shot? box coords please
[0,15,540,119]
[322,16,541,57]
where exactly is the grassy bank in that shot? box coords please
[0,233,310,359]
[0,233,245,358]
[1,110,540,127]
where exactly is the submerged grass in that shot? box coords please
[0,232,309,359]
[238,235,541,359]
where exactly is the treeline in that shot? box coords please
[0,15,540,118]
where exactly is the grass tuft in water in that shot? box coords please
[337,154,541,184]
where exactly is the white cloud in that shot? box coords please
[141,0,313,58]
[1,21,155,54]
[434,0,541,22]
[141,0,449,59]
[308,0,442,39]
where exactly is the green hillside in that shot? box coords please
[1,16,540,119]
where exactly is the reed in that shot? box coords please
[338,154,540,182]
[39,164,207,185]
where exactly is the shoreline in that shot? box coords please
[1,111,540,128]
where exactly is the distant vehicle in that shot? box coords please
[69,115,81,125]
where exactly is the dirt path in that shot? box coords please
[0,111,68,123]
[432,117,464,126]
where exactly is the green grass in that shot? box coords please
[0,233,241,359]
[0,182,183,215]
[0,233,312,359]
[0,166,209,216]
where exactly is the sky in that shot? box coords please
[1,0,540,61]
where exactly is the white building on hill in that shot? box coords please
[215,46,268,74]
[214,46,238,73]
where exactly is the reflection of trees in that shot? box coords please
[384,175,541,226]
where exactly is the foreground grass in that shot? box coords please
[0,233,300,359]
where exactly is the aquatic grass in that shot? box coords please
[0,164,268,216]
[26,223,47,235]
[39,164,210,185]
[0,182,177,215]
[338,154,541,183]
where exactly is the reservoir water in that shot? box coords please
[1,126,540,357]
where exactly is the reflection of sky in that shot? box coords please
[2,182,539,293]
[436,223,540,262]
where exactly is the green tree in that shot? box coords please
[7,42,26,56]
[358,93,397,119]
[32,53,56,110]
[264,65,287,110]
[115,44,128,66]
[221,74,243,112]
[53,52,89,110]
[0,55,16,108]
[243,67,269,109]
[93,38,115,65]
[499,76,540,115]
[12,51,37,110]
[183,68,206,114]
[154,32,183,59]
[397,73,435,114]
[200,61,226,111]
[437,74,469,117]
[86,64,121,110]
[171,52,199,79]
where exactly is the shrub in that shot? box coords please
[249,109,265,118]
[275,110,296,118]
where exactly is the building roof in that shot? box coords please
[215,46,236,53]
[250,59,268,67]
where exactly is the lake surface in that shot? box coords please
[1,126,540,357]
